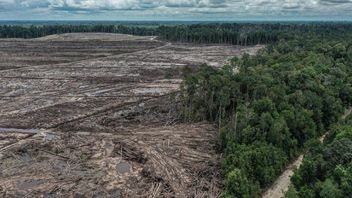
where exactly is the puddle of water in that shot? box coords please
[16,179,45,190]
[19,153,32,162]
[0,128,40,134]
[116,162,130,174]
[109,189,122,198]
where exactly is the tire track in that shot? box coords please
[48,90,180,129]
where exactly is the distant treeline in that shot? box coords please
[1,23,352,46]
[0,25,156,39]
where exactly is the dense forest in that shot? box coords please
[2,23,352,46]
[180,24,352,197]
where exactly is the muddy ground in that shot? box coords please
[0,33,262,197]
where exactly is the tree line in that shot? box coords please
[2,23,352,46]
[180,24,352,197]
[0,24,156,39]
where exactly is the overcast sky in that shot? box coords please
[0,0,352,21]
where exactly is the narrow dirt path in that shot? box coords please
[261,155,303,198]
[342,108,352,120]
[262,107,352,198]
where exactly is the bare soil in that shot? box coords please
[0,33,263,197]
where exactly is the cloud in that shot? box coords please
[320,0,352,3]
[44,0,231,11]
[0,0,351,20]
[48,0,137,11]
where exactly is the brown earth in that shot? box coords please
[0,33,263,197]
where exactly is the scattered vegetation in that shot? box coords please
[180,24,352,197]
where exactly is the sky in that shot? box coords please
[0,0,352,21]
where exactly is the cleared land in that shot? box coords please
[0,33,262,197]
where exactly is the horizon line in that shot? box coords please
[1,19,352,22]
